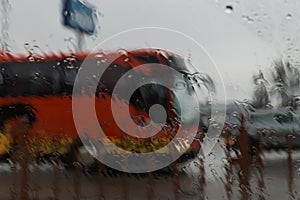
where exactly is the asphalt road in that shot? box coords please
[0,145,299,200]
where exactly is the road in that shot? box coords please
[0,145,299,199]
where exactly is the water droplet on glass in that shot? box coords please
[118,49,128,55]
[242,15,254,23]
[247,18,254,23]
[127,74,133,79]
[286,13,292,20]
[233,111,237,117]
[225,5,233,14]
[67,64,74,69]
[95,54,103,58]
[24,43,30,49]
[175,81,186,89]
[28,56,35,62]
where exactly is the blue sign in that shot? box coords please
[62,0,96,35]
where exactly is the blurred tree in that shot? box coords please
[269,60,300,108]
[251,70,269,108]
[252,60,300,109]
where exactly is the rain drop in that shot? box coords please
[242,15,254,23]
[225,5,233,14]
[66,65,74,69]
[95,54,103,58]
[247,17,254,23]
[24,43,30,49]
[175,81,186,89]
[28,56,35,62]
[286,13,292,20]
[118,49,128,56]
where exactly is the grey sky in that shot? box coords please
[3,0,298,101]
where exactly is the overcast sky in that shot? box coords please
[2,0,299,101]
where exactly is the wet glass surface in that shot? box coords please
[0,0,300,199]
